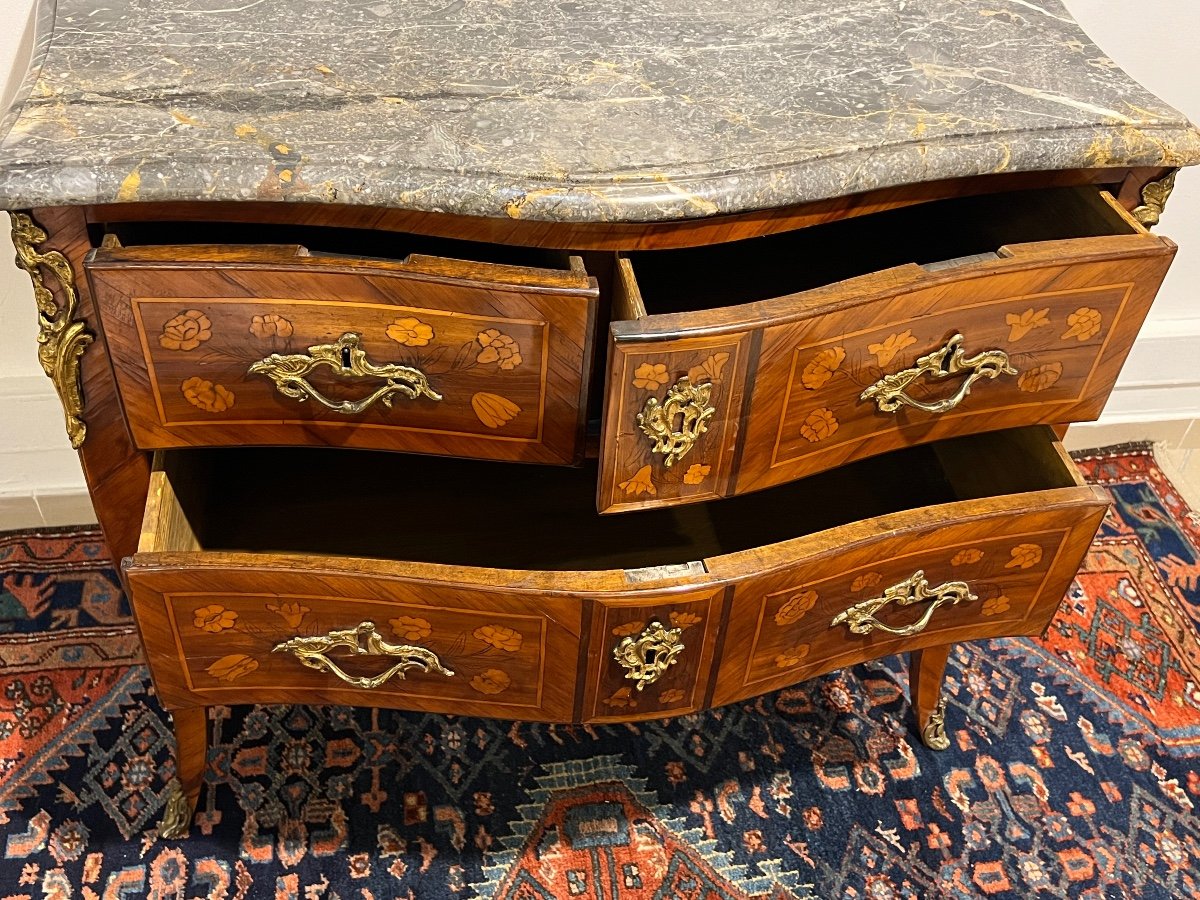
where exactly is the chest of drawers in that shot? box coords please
[3,0,1199,839]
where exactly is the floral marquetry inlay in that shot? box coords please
[774,643,811,669]
[1061,307,1102,342]
[1006,544,1044,569]
[470,669,512,695]
[683,463,710,485]
[386,317,435,346]
[801,347,845,390]
[1005,307,1050,341]
[471,392,521,428]
[1017,362,1063,393]
[799,407,838,443]
[193,605,237,633]
[982,596,1012,616]
[868,330,917,366]
[475,329,522,370]
[687,352,730,385]
[633,362,670,390]
[250,314,294,339]
[266,601,309,628]
[206,654,259,682]
[619,465,657,497]
[181,376,235,412]
[474,624,523,652]
[389,616,432,641]
[951,548,985,566]
[159,309,212,351]
[774,590,817,626]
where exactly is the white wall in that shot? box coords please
[0,0,1196,526]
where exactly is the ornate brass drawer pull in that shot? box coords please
[614,620,685,690]
[831,570,978,637]
[859,333,1016,414]
[637,376,716,467]
[249,331,442,415]
[272,621,454,689]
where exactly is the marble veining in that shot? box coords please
[0,0,1197,222]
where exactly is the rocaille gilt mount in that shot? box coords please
[859,333,1016,415]
[637,376,716,466]
[11,212,93,448]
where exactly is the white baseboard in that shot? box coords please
[1085,316,1200,425]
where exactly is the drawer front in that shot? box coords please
[711,497,1106,707]
[88,248,597,464]
[581,588,725,724]
[126,566,583,720]
[599,238,1171,512]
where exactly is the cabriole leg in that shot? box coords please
[910,645,953,750]
[160,706,208,839]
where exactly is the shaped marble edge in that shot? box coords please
[0,0,1197,223]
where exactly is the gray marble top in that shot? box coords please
[0,0,1198,223]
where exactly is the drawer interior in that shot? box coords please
[146,427,1081,571]
[618,186,1140,317]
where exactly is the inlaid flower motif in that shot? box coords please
[632,362,670,390]
[1006,307,1050,342]
[206,654,258,682]
[612,621,645,637]
[265,601,309,628]
[181,376,235,413]
[801,347,846,390]
[799,407,839,443]
[869,330,917,366]
[775,590,817,625]
[618,465,656,497]
[683,464,711,485]
[476,329,522,370]
[1006,543,1044,569]
[471,392,521,428]
[390,616,432,641]
[602,686,637,709]
[249,313,294,339]
[193,604,237,633]
[473,624,523,652]
[159,310,212,351]
[469,668,511,695]
[774,643,811,669]
[982,596,1011,617]
[1061,307,1102,342]
[850,572,882,592]
[951,548,985,566]
[1017,362,1063,393]
[658,688,685,705]
[386,317,435,346]
[669,611,702,629]
[688,352,730,385]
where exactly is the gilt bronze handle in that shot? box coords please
[859,333,1016,415]
[272,621,454,689]
[249,331,442,414]
[830,571,977,637]
[637,376,716,467]
[613,620,685,690]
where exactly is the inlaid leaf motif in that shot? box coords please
[193,604,237,633]
[669,611,702,629]
[181,376,235,413]
[474,624,523,652]
[249,314,294,339]
[850,572,882,592]
[799,408,839,443]
[471,392,521,428]
[774,643,811,669]
[801,347,846,390]
[206,654,258,682]
[160,309,212,351]
[869,330,917,366]
[951,548,985,566]
[612,621,645,637]
[602,686,637,709]
[1061,307,1102,342]
[982,596,1012,616]
[687,352,730,385]
[265,601,309,628]
[683,464,711,485]
[658,688,685,705]
[1017,362,1063,393]
[618,465,657,497]
[390,616,432,641]
[476,329,522,370]
[1006,307,1050,341]
[632,362,670,390]
[774,590,817,626]
[469,668,511,695]
[1006,543,1044,569]
[386,317,434,346]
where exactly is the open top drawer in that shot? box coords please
[598,186,1173,513]
[86,233,598,465]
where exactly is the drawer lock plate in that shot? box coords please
[613,620,685,690]
[637,376,716,467]
[859,333,1015,415]
[273,620,454,690]
[831,570,978,637]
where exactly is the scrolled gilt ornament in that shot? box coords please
[11,212,93,448]
[1131,170,1176,228]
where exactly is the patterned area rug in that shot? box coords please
[2,444,1200,899]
